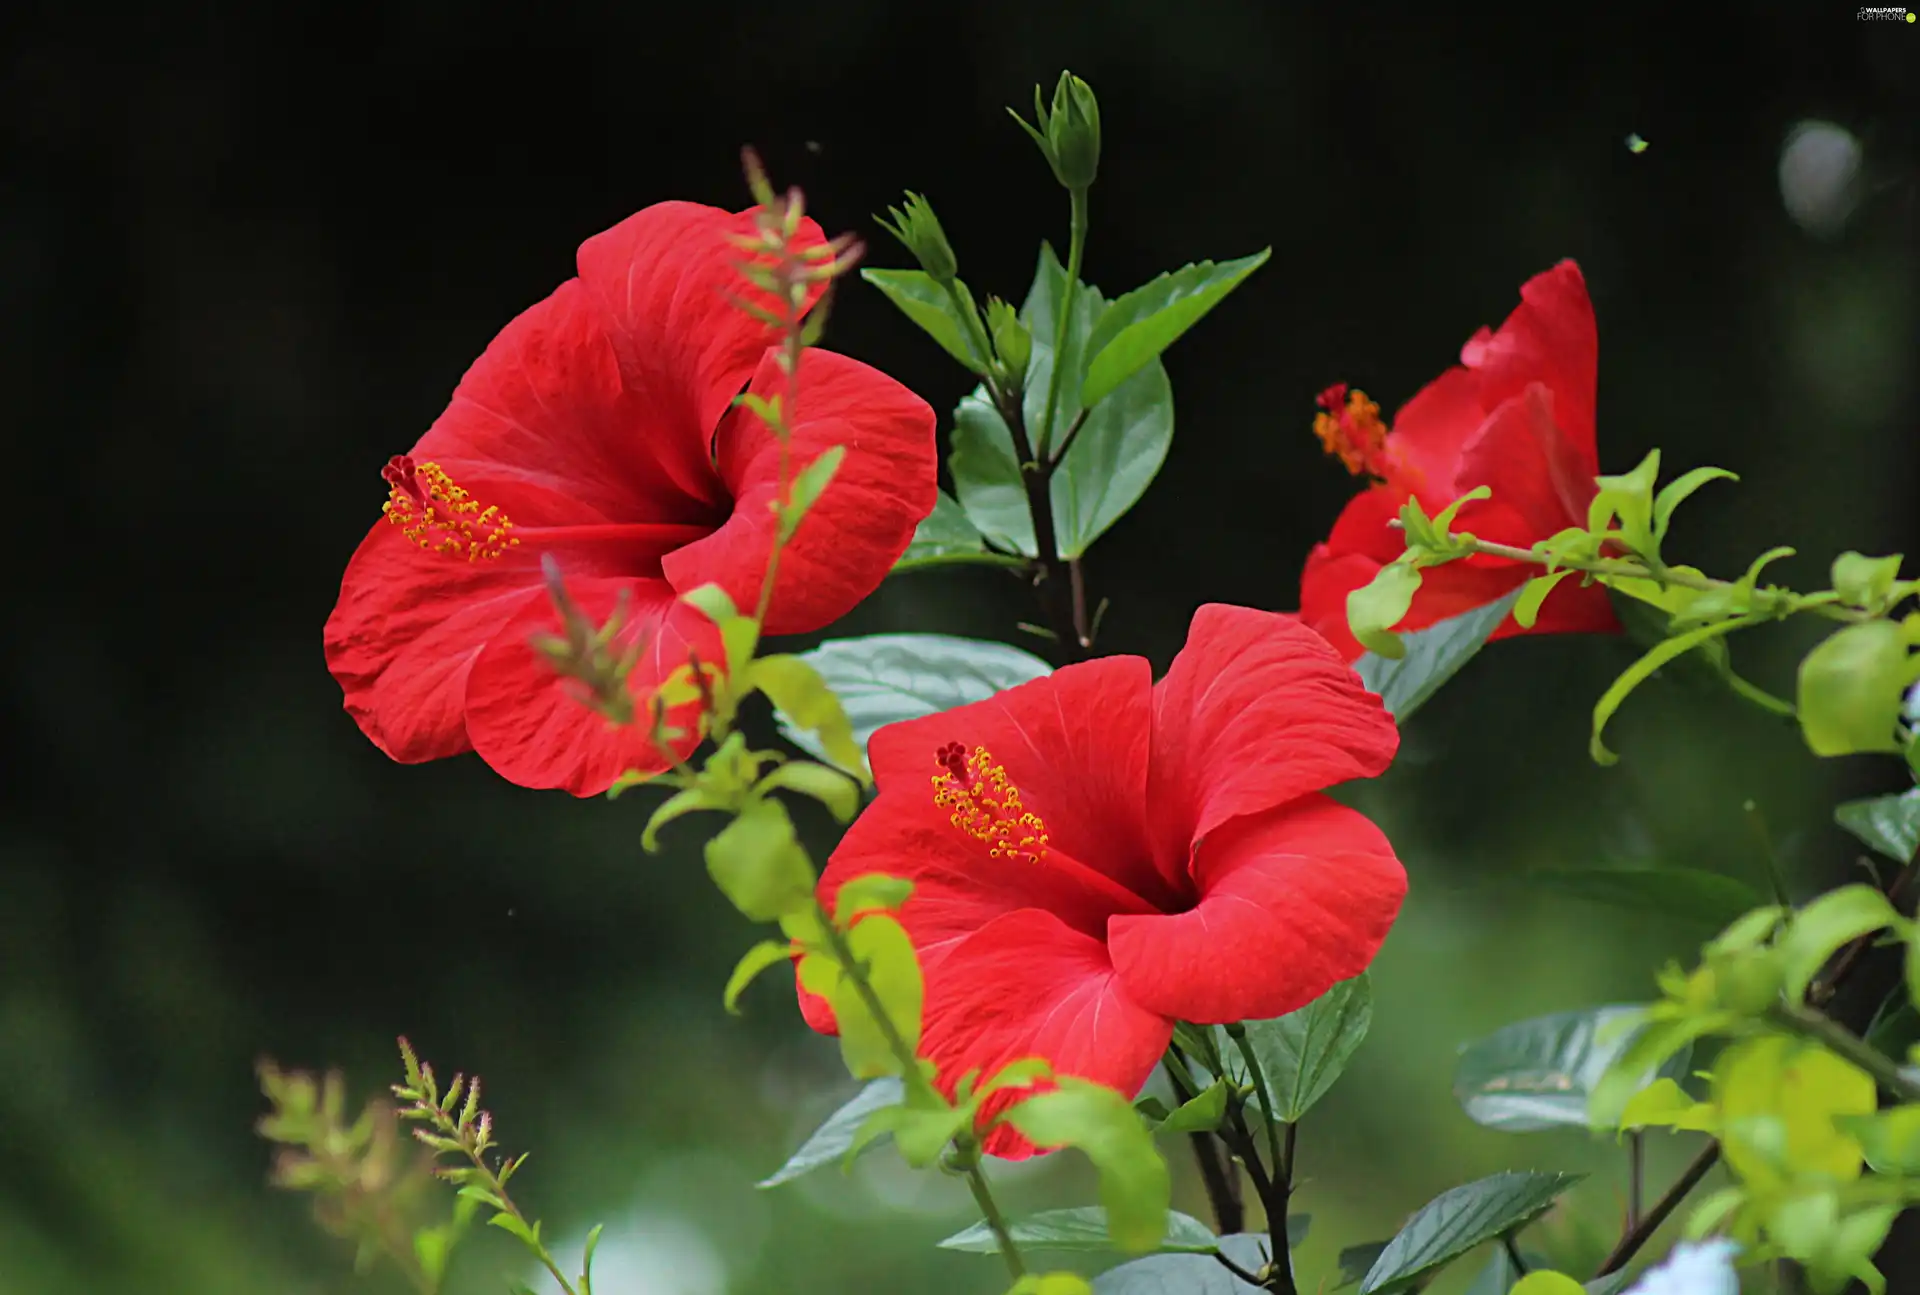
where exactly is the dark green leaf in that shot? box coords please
[1360,1171,1585,1293]
[1336,1243,1389,1290]
[860,268,988,373]
[1835,788,1920,863]
[938,1207,1216,1255]
[950,244,1175,558]
[1354,591,1521,722]
[1463,1245,1553,1295]
[1079,251,1271,408]
[1525,866,1764,929]
[1220,975,1372,1122]
[1092,1234,1274,1294]
[757,1078,904,1188]
[1453,1005,1693,1133]
[773,634,1053,771]
[893,490,1007,573]
[1866,992,1920,1060]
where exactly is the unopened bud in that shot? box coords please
[985,297,1031,382]
[1012,72,1101,192]
[875,191,958,283]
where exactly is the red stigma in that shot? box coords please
[935,741,970,783]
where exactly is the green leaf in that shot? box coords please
[834,873,914,924]
[1354,591,1522,722]
[487,1212,542,1251]
[949,243,1176,558]
[1359,1171,1585,1293]
[1346,562,1422,660]
[1506,1276,1587,1295]
[1155,1080,1229,1134]
[782,445,846,538]
[851,1101,970,1168]
[827,914,924,1079]
[703,797,815,922]
[639,786,730,851]
[938,1207,1216,1255]
[1651,466,1738,543]
[755,760,861,823]
[1592,614,1762,765]
[1796,620,1909,756]
[1836,788,1920,862]
[1003,1080,1172,1254]
[1514,570,1577,630]
[753,654,869,783]
[774,634,1054,772]
[757,1078,905,1188]
[1079,250,1271,408]
[1831,551,1904,611]
[1014,1275,1097,1295]
[723,939,794,1014]
[1336,1243,1389,1290]
[1525,866,1765,929]
[1092,1234,1275,1294]
[893,490,1001,573]
[1463,1246,1557,1295]
[861,268,989,373]
[1221,974,1372,1123]
[1453,1005,1693,1132]
[1776,884,1898,1000]
[580,1221,604,1294]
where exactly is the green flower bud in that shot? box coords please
[874,191,958,283]
[984,297,1031,383]
[1010,71,1102,193]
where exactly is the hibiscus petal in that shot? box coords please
[863,657,1177,909]
[1383,366,1486,499]
[575,203,826,481]
[1296,546,1383,663]
[462,577,721,795]
[918,908,1172,1159]
[1148,606,1397,870]
[663,348,936,635]
[324,521,545,761]
[412,277,726,526]
[815,777,1161,1000]
[1458,260,1598,477]
[1109,794,1405,1023]
[1455,382,1591,537]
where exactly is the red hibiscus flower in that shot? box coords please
[324,202,937,796]
[1297,260,1619,661]
[800,605,1405,1158]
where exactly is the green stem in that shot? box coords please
[1501,1232,1530,1277]
[1224,1025,1284,1175]
[957,1139,1026,1279]
[1770,1003,1920,1101]
[815,903,1025,1279]
[1458,536,1852,623]
[1035,186,1089,462]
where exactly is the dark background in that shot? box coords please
[2,2,1916,1292]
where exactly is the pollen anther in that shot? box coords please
[930,743,1049,865]
[381,455,520,562]
[1312,383,1392,479]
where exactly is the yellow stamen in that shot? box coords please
[930,742,1049,865]
[381,455,520,562]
